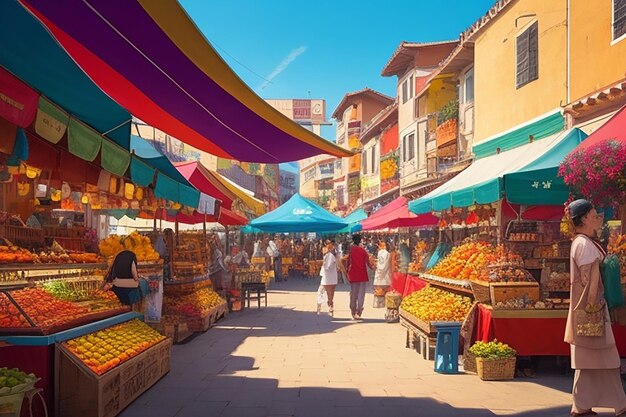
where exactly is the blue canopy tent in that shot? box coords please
[248,194,349,233]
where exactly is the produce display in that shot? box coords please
[0,286,127,331]
[469,340,516,360]
[484,265,535,283]
[408,241,429,273]
[400,285,472,322]
[0,245,35,263]
[545,270,570,291]
[62,319,166,375]
[428,241,522,282]
[99,231,160,262]
[0,244,102,265]
[163,287,224,318]
[0,367,38,394]
[609,234,626,283]
[41,279,123,310]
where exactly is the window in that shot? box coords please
[403,133,415,162]
[615,0,626,41]
[371,145,376,175]
[402,80,408,104]
[464,68,474,103]
[362,151,368,174]
[516,21,538,89]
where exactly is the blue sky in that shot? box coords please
[180,0,495,146]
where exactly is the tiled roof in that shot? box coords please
[564,78,626,117]
[381,40,458,77]
[331,88,394,120]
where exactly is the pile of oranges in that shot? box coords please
[401,286,472,322]
[429,242,522,282]
[63,319,166,375]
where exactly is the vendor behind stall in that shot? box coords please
[103,250,148,306]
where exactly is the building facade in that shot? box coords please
[381,41,459,198]
[329,89,394,214]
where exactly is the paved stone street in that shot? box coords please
[120,279,596,417]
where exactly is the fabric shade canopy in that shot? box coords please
[18,0,352,163]
[175,161,264,216]
[567,105,626,152]
[249,194,349,233]
[342,208,367,233]
[361,197,438,231]
[410,129,584,214]
[0,0,130,147]
[503,128,587,205]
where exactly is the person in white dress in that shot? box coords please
[374,241,392,289]
[318,240,338,317]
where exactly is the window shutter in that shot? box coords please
[409,134,415,161]
[516,30,529,88]
[362,151,368,174]
[402,80,408,104]
[615,0,626,40]
[528,22,538,82]
[409,76,414,99]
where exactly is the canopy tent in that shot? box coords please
[409,128,584,214]
[18,0,352,163]
[175,161,265,217]
[151,207,246,227]
[567,105,626,152]
[503,128,587,205]
[342,209,367,233]
[361,197,438,231]
[248,194,349,233]
[0,2,211,212]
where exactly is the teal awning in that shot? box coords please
[472,110,565,159]
[503,128,587,205]
[409,128,584,214]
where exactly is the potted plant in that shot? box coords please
[468,340,517,380]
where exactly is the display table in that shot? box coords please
[0,312,141,417]
[473,304,626,356]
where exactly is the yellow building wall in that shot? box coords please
[424,76,457,115]
[570,1,626,101]
[473,0,567,144]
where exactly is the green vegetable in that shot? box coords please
[468,339,516,360]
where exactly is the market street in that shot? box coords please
[121,280,580,417]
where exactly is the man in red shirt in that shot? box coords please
[347,234,373,320]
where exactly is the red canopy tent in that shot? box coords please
[568,104,626,152]
[360,197,438,231]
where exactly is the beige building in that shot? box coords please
[329,89,394,214]
[381,41,458,198]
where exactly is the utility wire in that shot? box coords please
[208,38,274,86]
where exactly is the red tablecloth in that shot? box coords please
[474,304,626,356]
[403,274,428,297]
[391,272,407,294]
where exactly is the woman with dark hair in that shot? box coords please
[103,250,147,306]
[564,199,626,417]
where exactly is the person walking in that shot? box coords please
[317,240,338,317]
[564,199,626,417]
[347,234,373,320]
[373,241,392,303]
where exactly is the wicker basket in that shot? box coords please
[463,351,477,374]
[476,357,516,381]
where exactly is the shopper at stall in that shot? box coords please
[267,235,283,282]
[564,199,626,417]
[319,240,338,317]
[374,241,392,292]
[103,250,148,307]
[209,235,228,295]
[346,234,373,321]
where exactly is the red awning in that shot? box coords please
[569,105,626,152]
[361,197,438,231]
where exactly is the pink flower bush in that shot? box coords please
[558,139,626,208]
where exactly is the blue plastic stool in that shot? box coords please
[433,322,461,374]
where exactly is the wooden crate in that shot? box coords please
[0,224,45,250]
[187,302,228,333]
[55,338,171,417]
[399,308,437,335]
[489,281,540,304]
[150,320,193,344]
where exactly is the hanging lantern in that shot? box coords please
[124,182,135,200]
[50,189,62,202]
[81,194,89,204]
[25,165,41,179]
[109,176,119,194]
[134,187,144,200]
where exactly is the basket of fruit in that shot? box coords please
[469,340,517,381]
[0,367,39,416]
